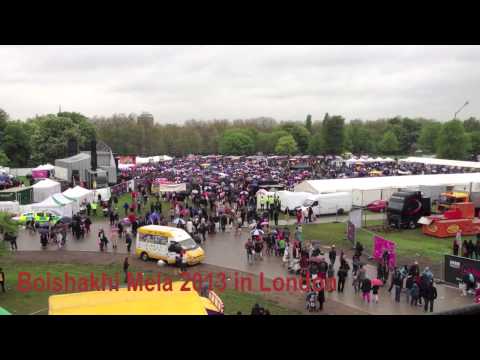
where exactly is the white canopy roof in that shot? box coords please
[33,164,55,171]
[294,172,480,194]
[30,194,74,217]
[400,156,480,169]
[32,178,61,203]
[63,186,94,203]
[136,155,173,164]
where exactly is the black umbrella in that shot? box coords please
[58,217,73,225]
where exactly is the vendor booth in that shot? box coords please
[32,178,61,203]
[30,194,75,217]
[63,186,94,205]
[31,164,55,180]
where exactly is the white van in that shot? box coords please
[277,191,312,214]
[299,192,352,216]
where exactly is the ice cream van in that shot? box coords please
[136,225,205,265]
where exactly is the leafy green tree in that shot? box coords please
[0,151,9,167]
[305,114,312,133]
[322,114,345,154]
[1,121,31,167]
[417,122,442,154]
[307,131,324,155]
[280,123,311,153]
[257,130,289,154]
[30,114,83,165]
[275,135,298,155]
[345,121,375,154]
[218,130,255,155]
[0,211,19,235]
[437,120,469,160]
[379,130,400,155]
[464,117,480,133]
[468,131,480,157]
[58,112,96,150]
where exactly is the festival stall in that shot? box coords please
[93,187,111,202]
[63,186,95,205]
[31,164,55,180]
[32,179,61,203]
[30,194,75,217]
[0,201,20,214]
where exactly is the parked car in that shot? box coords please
[366,200,388,212]
[12,211,61,225]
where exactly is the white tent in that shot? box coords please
[0,201,20,214]
[32,178,61,203]
[30,194,74,217]
[63,186,94,205]
[93,187,111,202]
[33,163,55,171]
[136,155,173,165]
[400,156,480,169]
[52,193,79,215]
[294,172,480,206]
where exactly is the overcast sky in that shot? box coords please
[1,45,479,123]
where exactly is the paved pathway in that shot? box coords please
[10,216,473,314]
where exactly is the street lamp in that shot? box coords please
[454,101,469,120]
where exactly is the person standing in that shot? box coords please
[467,239,475,259]
[328,245,337,267]
[123,257,129,283]
[317,284,325,311]
[0,268,5,292]
[9,233,18,251]
[475,237,480,260]
[453,238,460,256]
[245,239,254,264]
[308,206,313,223]
[337,266,348,293]
[273,208,279,227]
[424,281,437,313]
[372,283,380,304]
[461,239,468,258]
[110,226,118,250]
[326,264,336,292]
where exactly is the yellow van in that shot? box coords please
[136,225,205,265]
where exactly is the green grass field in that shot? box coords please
[295,220,475,263]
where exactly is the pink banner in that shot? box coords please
[32,170,49,179]
[373,236,396,269]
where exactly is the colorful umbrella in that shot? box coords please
[371,278,383,287]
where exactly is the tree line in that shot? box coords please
[1,107,480,168]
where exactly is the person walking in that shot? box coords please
[123,257,129,283]
[110,226,118,250]
[125,232,133,253]
[423,281,438,313]
[0,268,5,293]
[394,271,403,303]
[361,277,372,303]
[328,245,337,267]
[245,238,254,264]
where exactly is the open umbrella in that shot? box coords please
[371,278,383,287]
[260,221,269,226]
[121,217,131,225]
[58,216,72,225]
